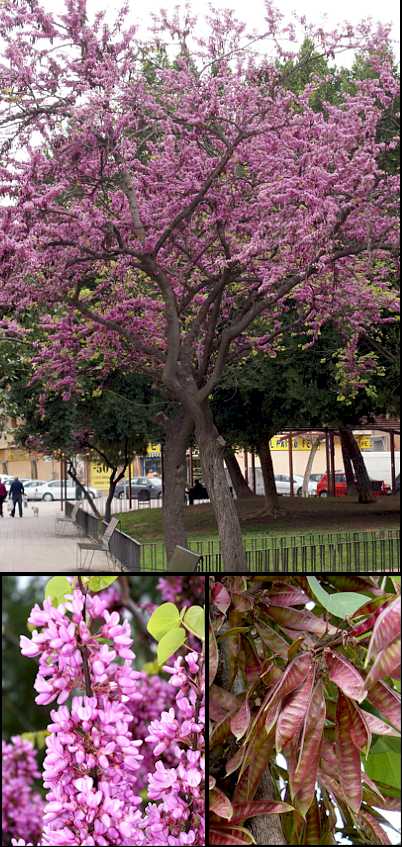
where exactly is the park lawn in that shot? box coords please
[116,494,400,544]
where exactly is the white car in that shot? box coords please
[296,473,322,496]
[274,473,305,495]
[28,480,101,501]
[23,480,47,497]
[254,469,304,496]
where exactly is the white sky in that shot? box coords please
[39,0,401,50]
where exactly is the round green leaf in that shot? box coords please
[157,627,186,666]
[87,576,118,593]
[183,605,205,641]
[44,577,71,607]
[307,576,369,620]
[365,736,401,790]
[147,602,180,642]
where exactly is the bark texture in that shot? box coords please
[104,465,127,522]
[250,768,287,846]
[257,439,280,515]
[162,409,193,559]
[339,427,358,497]
[67,460,101,518]
[224,446,253,498]
[302,437,322,496]
[339,427,375,503]
[195,403,247,571]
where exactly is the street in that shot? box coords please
[0,501,111,572]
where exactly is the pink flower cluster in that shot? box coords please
[2,736,43,846]
[15,582,205,846]
[143,653,205,846]
[20,592,142,707]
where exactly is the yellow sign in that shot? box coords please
[270,434,372,451]
[146,443,161,457]
[357,436,372,450]
[270,436,316,451]
[90,462,135,491]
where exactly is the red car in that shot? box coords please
[317,471,390,497]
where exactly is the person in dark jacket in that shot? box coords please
[187,479,209,505]
[0,480,7,517]
[9,477,25,517]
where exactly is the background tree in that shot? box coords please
[213,317,400,505]
[6,363,164,520]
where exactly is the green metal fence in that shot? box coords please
[141,529,400,571]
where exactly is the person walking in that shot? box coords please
[9,477,25,517]
[0,480,7,517]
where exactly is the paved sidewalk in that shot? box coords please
[0,501,112,571]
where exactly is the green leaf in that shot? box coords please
[157,626,186,666]
[44,576,71,607]
[142,660,160,675]
[307,576,369,619]
[147,602,180,641]
[20,730,50,750]
[87,576,118,593]
[183,605,205,640]
[365,736,401,790]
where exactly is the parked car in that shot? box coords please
[23,480,47,498]
[0,475,15,490]
[273,473,304,495]
[316,471,390,497]
[114,477,162,501]
[395,473,400,494]
[254,469,304,496]
[28,480,101,501]
[296,473,323,496]
[0,475,34,492]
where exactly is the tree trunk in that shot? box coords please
[302,437,322,496]
[339,428,374,503]
[105,480,116,523]
[250,767,286,845]
[339,427,358,497]
[105,465,128,523]
[67,460,101,518]
[162,408,193,559]
[256,439,280,516]
[195,402,247,571]
[224,446,253,498]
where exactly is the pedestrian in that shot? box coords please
[8,476,25,518]
[0,480,7,517]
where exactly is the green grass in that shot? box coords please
[116,495,400,543]
[115,496,400,570]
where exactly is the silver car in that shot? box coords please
[28,480,101,501]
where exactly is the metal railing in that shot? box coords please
[64,507,399,572]
[66,502,141,571]
[78,494,162,514]
[140,529,400,572]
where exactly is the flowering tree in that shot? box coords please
[209,574,401,845]
[0,1,399,568]
[2,575,205,846]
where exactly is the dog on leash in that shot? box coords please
[31,505,39,517]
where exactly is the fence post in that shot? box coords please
[390,432,397,495]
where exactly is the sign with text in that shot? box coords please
[269,435,372,451]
